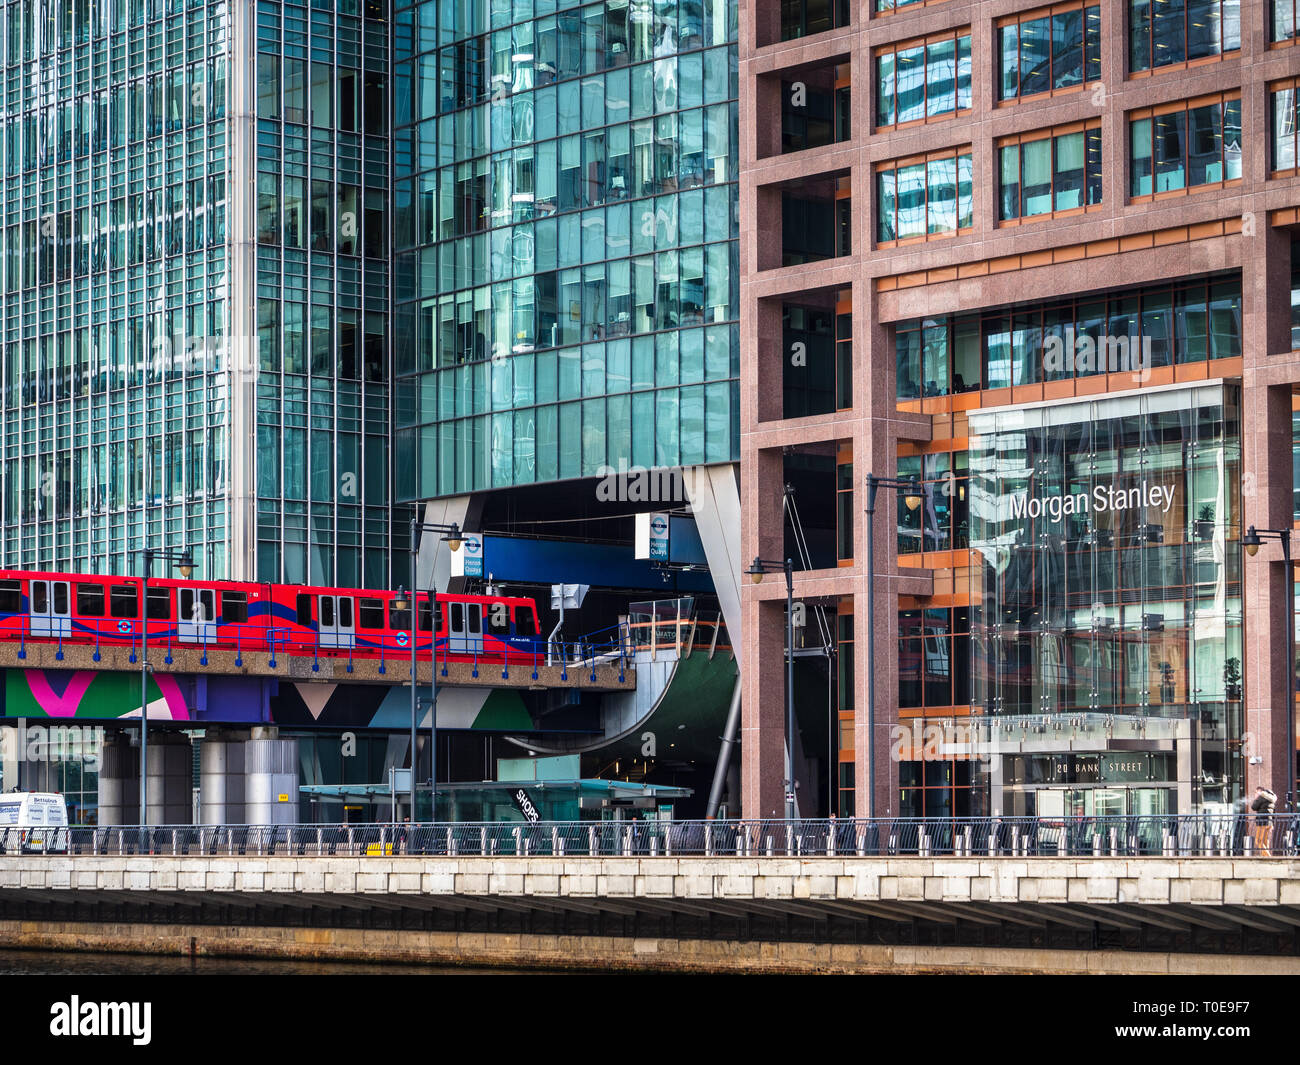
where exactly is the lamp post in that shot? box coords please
[138,546,195,827]
[862,474,925,819]
[746,556,796,820]
[396,517,463,824]
[1243,525,1295,808]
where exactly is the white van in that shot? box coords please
[0,792,69,854]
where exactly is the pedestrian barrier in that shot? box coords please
[28,813,1299,859]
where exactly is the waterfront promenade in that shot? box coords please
[3,845,1300,973]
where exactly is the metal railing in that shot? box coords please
[11,814,1298,858]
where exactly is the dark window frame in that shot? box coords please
[76,582,105,617]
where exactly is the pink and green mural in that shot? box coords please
[5,670,189,719]
[0,670,537,732]
[1,670,269,723]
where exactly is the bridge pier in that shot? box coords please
[200,727,299,825]
[97,729,192,826]
[244,728,299,825]
[200,728,247,824]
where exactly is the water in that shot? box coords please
[0,948,524,975]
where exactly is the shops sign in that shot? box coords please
[511,787,541,824]
[1008,480,1175,524]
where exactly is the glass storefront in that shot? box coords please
[967,382,1243,815]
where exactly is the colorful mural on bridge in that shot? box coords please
[0,670,535,732]
[271,684,534,731]
[0,670,269,723]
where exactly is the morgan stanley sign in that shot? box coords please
[1009,481,1176,524]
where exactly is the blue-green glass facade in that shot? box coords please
[251,0,396,587]
[391,0,740,502]
[0,0,398,585]
[1,0,233,576]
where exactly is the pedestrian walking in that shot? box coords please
[1251,786,1277,855]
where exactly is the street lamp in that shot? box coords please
[746,556,796,821]
[1243,525,1295,808]
[138,546,195,828]
[862,474,924,820]
[399,517,463,824]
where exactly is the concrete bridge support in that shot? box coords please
[243,727,298,825]
[199,729,247,824]
[201,727,298,825]
[97,729,192,826]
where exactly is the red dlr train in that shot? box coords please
[0,569,543,662]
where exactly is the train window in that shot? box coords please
[359,598,384,628]
[486,602,510,636]
[32,582,46,613]
[468,604,481,634]
[515,606,537,637]
[76,584,105,616]
[147,587,170,619]
[320,597,335,626]
[417,599,432,631]
[338,598,353,627]
[0,580,20,613]
[296,594,313,625]
[180,589,212,623]
[449,602,463,631]
[53,583,68,614]
[223,591,248,623]
[389,600,412,630]
[109,585,138,618]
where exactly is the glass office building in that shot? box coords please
[967,383,1243,815]
[390,0,740,502]
[251,0,397,587]
[0,0,395,585]
[1,0,233,576]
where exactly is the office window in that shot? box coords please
[1292,241,1300,350]
[781,75,850,153]
[896,451,970,553]
[257,55,280,120]
[1130,93,1241,198]
[1273,81,1299,172]
[257,175,278,246]
[876,0,941,12]
[898,608,970,706]
[876,148,972,244]
[1275,0,1298,41]
[1131,0,1240,72]
[780,0,848,41]
[999,123,1102,220]
[895,273,1242,401]
[876,30,971,128]
[999,2,1100,102]
[837,460,854,561]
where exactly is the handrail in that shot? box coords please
[19,813,1299,859]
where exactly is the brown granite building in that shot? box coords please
[739,0,1300,819]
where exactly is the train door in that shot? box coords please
[319,595,355,649]
[447,601,482,655]
[30,579,70,638]
[177,587,217,643]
